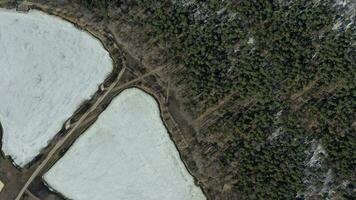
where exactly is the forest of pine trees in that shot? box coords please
[81,0,355,198]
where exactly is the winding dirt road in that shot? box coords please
[15,65,127,200]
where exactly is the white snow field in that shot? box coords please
[0,9,112,167]
[44,88,206,200]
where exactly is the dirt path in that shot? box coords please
[25,190,41,200]
[14,66,127,200]
[112,64,169,93]
[192,92,237,129]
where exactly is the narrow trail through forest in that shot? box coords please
[112,64,169,93]
[25,189,40,200]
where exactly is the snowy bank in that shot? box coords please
[0,9,112,167]
[43,88,205,200]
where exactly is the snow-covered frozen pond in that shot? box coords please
[0,9,112,167]
[44,88,206,200]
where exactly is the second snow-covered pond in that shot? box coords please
[44,88,206,200]
[0,9,112,167]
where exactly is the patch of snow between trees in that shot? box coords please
[307,142,327,168]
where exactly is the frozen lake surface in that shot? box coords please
[0,9,112,167]
[44,88,205,200]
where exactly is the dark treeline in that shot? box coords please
[80,0,355,199]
